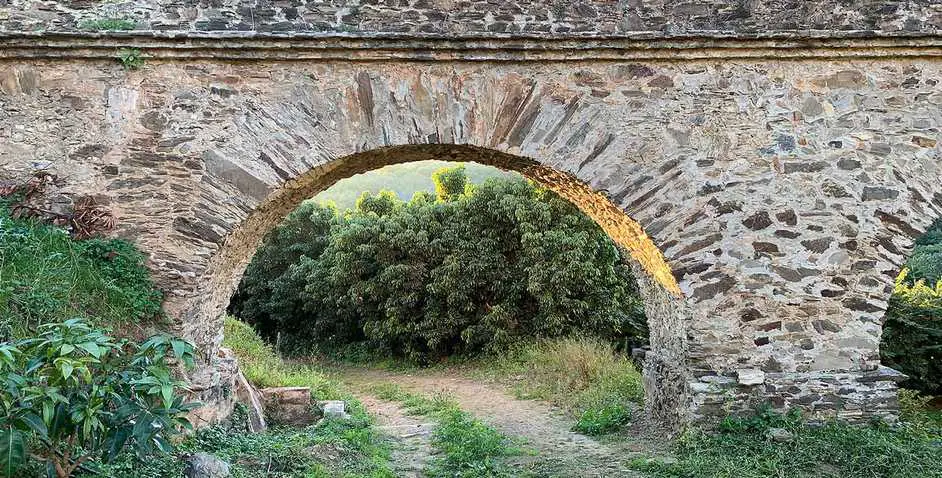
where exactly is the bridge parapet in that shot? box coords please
[1,0,941,38]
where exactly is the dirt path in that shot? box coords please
[339,367,662,477]
[358,392,436,478]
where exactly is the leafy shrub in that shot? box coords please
[573,404,631,436]
[0,319,195,478]
[881,271,942,395]
[230,167,648,362]
[881,217,942,395]
[0,212,163,340]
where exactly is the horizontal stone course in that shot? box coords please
[1,1,941,37]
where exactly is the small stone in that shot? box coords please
[319,400,351,420]
[861,186,899,201]
[776,209,798,226]
[836,158,861,170]
[766,427,794,442]
[743,211,773,230]
[737,368,765,386]
[184,452,230,478]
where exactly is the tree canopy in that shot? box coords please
[229,166,647,362]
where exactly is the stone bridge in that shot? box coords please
[2,1,941,430]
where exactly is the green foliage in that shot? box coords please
[79,18,136,31]
[428,408,512,478]
[479,337,643,435]
[228,203,335,342]
[881,218,942,395]
[881,276,942,395]
[0,212,163,341]
[573,404,631,436]
[313,160,514,210]
[231,167,648,362]
[630,407,942,478]
[899,388,942,433]
[371,384,517,478]
[909,218,942,283]
[431,165,470,201]
[97,318,395,478]
[94,403,396,478]
[116,49,144,70]
[0,319,196,478]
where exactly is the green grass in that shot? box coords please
[472,337,643,436]
[630,406,942,478]
[372,384,520,477]
[0,209,163,340]
[79,18,136,31]
[224,316,342,399]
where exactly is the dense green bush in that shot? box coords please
[230,166,647,362]
[0,209,163,340]
[0,319,195,478]
[881,218,942,395]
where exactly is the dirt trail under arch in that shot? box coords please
[338,367,667,477]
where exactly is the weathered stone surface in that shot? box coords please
[318,400,351,420]
[183,453,230,478]
[2,1,941,36]
[738,369,766,386]
[232,368,267,433]
[2,13,940,431]
[260,387,317,427]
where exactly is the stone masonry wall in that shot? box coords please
[2,51,941,426]
[1,1,942,36]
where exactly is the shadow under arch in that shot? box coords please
[199,144,693,428]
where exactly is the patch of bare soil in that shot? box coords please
[339,367,670,477]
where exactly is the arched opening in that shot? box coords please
[880,217,942,413]
[190,144,691,429]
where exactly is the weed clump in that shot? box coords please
[484,337,643,435]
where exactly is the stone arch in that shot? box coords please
[189,143,693,429]
[4,58,942,429]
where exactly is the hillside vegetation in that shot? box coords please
[313,160,515,210]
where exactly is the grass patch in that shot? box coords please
[0,210,163,340]
[630,406,942,478]
[224,316,342,399]
[372,384,519,478]
[79,18,136,31]
[476,336,643,436]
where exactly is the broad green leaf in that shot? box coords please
[170,340,185,360]
[15,413,47,437]
[0,428,25,478]
[59,361,74,380]
[77,342,102,358]
[59,344,75,355]
[160,384,173,408]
